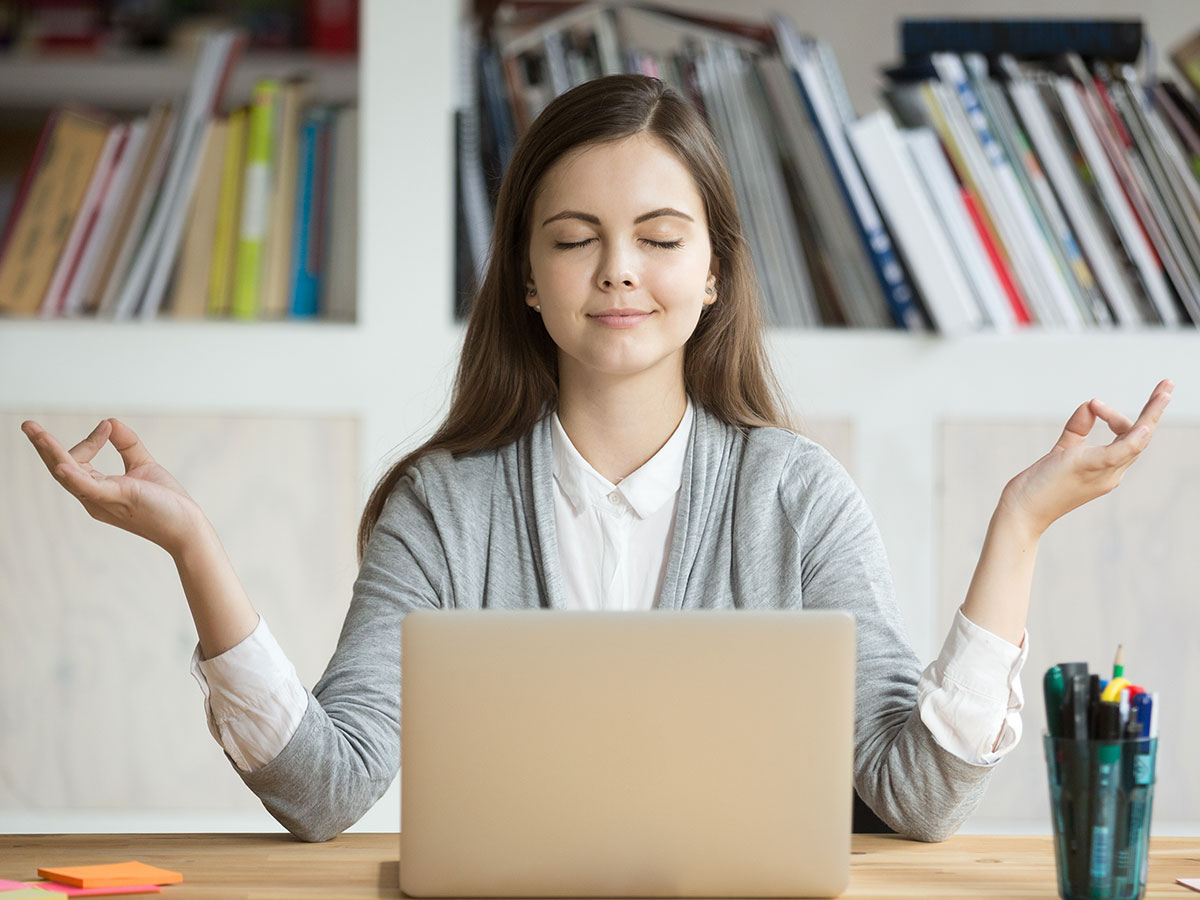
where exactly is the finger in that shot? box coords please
[67,419,113,465]
[1101,394,1169,468]
[106,418,156,472]
[22,422,87,479]
[55,460,122,505]
[1054,401,1098,452]
[1088,399,1133,436]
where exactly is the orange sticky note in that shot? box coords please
[35,863,181,889]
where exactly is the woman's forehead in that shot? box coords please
[534,136,704,221]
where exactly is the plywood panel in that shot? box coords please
[0,413,359,811]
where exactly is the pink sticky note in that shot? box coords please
[1178,878,1200,893]
[24,886,160,897]
[0,880,32,890]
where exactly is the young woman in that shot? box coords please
[22,74,1172,844]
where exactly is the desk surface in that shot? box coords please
[2,833,1199,899]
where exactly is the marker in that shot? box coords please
[1044,666,1065,737]
[1089,702,1122,896]
[1112,644,1124,679]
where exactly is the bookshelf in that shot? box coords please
[3,0,1199,836]
[0,52,357,112]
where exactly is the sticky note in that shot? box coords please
[0,889,58,898]
[27,883,161,896]
[1178,878,1200,893]
[35,864,180,890]
[0,881,36,891]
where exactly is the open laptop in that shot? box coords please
[399,609,856,898]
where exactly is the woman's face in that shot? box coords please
[526,133,718,387]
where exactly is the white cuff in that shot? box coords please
[189,614,309,772]
[917,607,1028,767]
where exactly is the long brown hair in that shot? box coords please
[357,73,797,561]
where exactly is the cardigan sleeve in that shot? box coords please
[780,436,995,842]
[231,461,448,842]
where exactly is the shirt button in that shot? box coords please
[608,491,621,505]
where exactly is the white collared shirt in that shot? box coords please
[191,397,1027,771]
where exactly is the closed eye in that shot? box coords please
[554,238,683,250]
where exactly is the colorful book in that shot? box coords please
[289,106,332,318]
[232,78,280,320]
[207,105,247,317]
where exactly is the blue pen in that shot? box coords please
[1127,693,1157,893]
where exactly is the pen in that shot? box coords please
[1113,710,1142,897]
[1065,672,1090,892]
[1089,701,1122,897]
[1087,674,1102,738]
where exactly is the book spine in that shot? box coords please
[901,19,1143,63]
[289,113,319,318]
[208,106,247,317]
[232,79,279,321]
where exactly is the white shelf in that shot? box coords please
[4,320,1195,418]
[0,51,358,110]
[0,319,370,414]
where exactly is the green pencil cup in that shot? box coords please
[1044,734,1158,900]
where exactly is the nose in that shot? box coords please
[596,242,638,292]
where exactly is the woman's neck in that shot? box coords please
[556,376,688,485]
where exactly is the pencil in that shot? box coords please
[1113,644,1125,679]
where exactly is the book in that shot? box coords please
[901,19,1143,63]
[93,104,178,318]
[930,52,1082,329]
[207,104,248,317]
[321,105,357,322]
[167,117,229,318]
[113,27,244,319]
[903,127,1012,332]
[261,77,310,319]
[772,15,924,330]
[60,116,149,318]
[848,111,981,336]
[997,56,1145,327]
[0,106,112,316]
[755,53,890,328]
[232,77,280,320]
[288,106,333,318]
[963,53,1105,328]
[38,121,128,319]
[1053,70,1180,326]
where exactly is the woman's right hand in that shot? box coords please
[22,417,207,558]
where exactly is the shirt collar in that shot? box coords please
[550,395,693,519]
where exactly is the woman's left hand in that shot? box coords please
[999,378,1174,539]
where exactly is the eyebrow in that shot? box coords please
[540,207,695,227]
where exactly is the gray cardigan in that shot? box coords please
[234,397,993,842]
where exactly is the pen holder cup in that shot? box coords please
[1044,734,1158,900]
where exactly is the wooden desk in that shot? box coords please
[1,833,1198,899]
